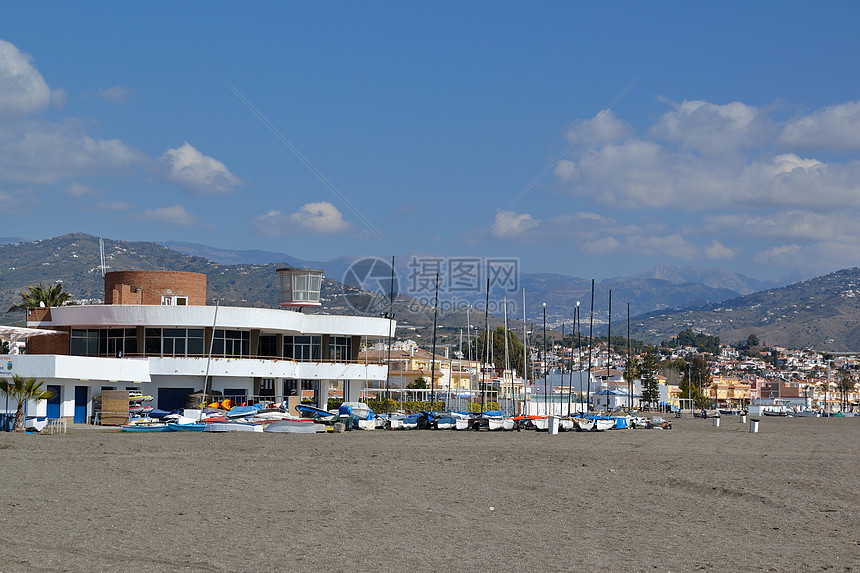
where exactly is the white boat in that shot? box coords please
[576,418,595,431]
[341,402,373,420]
[532,417,549,431]
[503,418,515,431]
[594,419,615,431]
[487,418,505,431]
[455,418,471,430]
[203,421,262,432]
[263,420,324,433]
[25,418,48,432]
[559,418,575,431]
[435,419,455,430]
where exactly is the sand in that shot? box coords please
[0,416,858,572]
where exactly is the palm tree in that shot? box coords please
[0,375,54,431]
[10,282,72,311]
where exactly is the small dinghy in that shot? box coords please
[264,420,325,433]
[121,423,171,432]
[167,422,207,431]
[576,418,595,431]
[203,421,262,432]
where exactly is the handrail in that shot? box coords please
[70,352,387,365]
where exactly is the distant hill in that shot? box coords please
[626,268,860,352]
[629,264,805,295]
[7,233,854,350]
[163,242,785,326]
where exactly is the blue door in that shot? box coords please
[74,386,88,423]
[47,385,61,419]
[158,388,195,411]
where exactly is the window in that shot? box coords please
[71,328,137,356]
[329,336,352,361]
[70,329,100,356]
[144,328,204,356]
[258,335,278,358]
[161,295,188,305]
[283,335,321,361]
[213,329,250,357]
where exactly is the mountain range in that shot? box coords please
[2,233,855,350]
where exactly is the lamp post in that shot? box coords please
[542,303,548,417]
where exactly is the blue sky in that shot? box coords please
[2,1,860,280]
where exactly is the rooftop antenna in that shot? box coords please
[98,238,109,277]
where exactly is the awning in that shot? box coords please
[0,326,64,355]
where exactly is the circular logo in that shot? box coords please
[341,257,399,315]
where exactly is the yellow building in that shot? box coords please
[708,375,751,407]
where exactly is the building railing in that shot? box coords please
[63,352,387,365]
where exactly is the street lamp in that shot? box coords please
[543,302,548,416]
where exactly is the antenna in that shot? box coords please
[98,238,109,277]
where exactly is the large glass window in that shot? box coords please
[144,328,204,356]
[258,335,278,358]
[213,330,250,357]
[283,335,321,361]
[329,336,352,362]
[71,328,137,356]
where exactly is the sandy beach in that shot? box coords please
[1,416,858,572]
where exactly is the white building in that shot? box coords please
[1,269,392,424]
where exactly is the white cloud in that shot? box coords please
[564,109,634,147]
[65,182,99,197]
[582,236,621,254]
[98,201,136,211]
[97,85,135,103]
[490,210,538,238]
[139,205,195,226]
[160,142,242,194]
[556,101,860,211]
[0,40,51,118]
[650,99,773,155]
[779,101,860,151]
[254,202,352,236]
[0,119,145,184]
[704,240,735,260]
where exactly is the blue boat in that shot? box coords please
[121,424,171,432]
[295,404,337,421]
[225,405,260,419]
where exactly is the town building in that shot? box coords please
[2,269,391,424]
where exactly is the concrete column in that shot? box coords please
[316,380,331,410]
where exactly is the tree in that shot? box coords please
[406,376,427,390]
[623,354,639,409]
[470,327,525,377]
[640,346,660,409]
[836,369,856,412]
[746,333,760,348]
[11,282,73,310]
[677,358,709,409]
[0,375,54,431]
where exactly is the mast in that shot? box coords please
[606,289,612,413]
[384,256,396,417]
[576,303,583,414]
[542,302,547,417]
[586,279,594,415]
[503,297,511,416]
[522,287,528,416]
[467,307,473,408]
[483,278,490,413]
[627,302,631,411]
[429,273,439,411]
[201,299,220,416]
